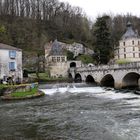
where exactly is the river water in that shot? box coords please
[1,83,140,140]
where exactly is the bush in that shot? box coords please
[76,54,94,64]
[116,59,130,64]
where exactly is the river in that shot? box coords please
[1,83,140,140]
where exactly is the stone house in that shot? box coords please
[45,40,68,78]
[0,43,23,83]
[114,22,140,62]
[45,40,82,78]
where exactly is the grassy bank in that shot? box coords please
[11,88,38,97]
[29,73,71,83]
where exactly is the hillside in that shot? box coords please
[1,1,140,65]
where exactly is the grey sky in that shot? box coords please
[60,0,140,19]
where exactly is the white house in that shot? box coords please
[0,43,23,83]
[115,22,140,62]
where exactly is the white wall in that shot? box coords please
[115,38,140,62]
[0,49,22,81]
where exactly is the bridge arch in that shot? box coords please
[68,73,73,82]
[86,75,96,84]
[101,74,114,87]
[75,73,82,82]
[122,72,140,88]
[70,62,76,68]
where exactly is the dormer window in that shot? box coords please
[9,50,16,59]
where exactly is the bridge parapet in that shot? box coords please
[68,62,140,89]
[74,62,140,72]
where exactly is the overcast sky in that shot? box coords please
[60,0,140,19]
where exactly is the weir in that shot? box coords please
[39,83,104,95]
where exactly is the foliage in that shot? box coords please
[29,73,49,79]
[0,84,8,90]
[116,59,130,64]
[0,0,140,65]
[66,50,74,60]
[93,15,112,64]
[0,0,93,52]
[0,25,6,33]
[76,54,94,64]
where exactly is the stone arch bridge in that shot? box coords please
[69,62,140,89]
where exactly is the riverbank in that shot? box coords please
[1,91,44,100]
[28,73,72,83]
[0,83,45,100]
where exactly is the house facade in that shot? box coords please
[114,22,140,62]
[0,43,22,83]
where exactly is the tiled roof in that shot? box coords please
[0,43,22,51]
[121,22,139,40]
[50,39,63,55]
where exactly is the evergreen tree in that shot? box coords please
[93,15,112,64]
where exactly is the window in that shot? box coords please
[124,54,126,58]
[124,48,126,52]
[9,50,16,59]
[133,53,135,58]
[138,41,140,45]
[133,47,135,51]
[57,57,60,62]
[52,57,56,62]
[9,62,16,71]
[123,42,125,46]
[61,57,65,62]
[132,40,134,45]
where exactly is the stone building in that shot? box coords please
[45,40,68,78]
[45,40,82,78]
[115,22,140,62]
[0,43,23,83]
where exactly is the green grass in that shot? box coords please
[76,54,95,64]
[0,84,8,89]
[116,59,130,64]
[11,88,38,97]
[29,72,49,80]
[29,73,69,82]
